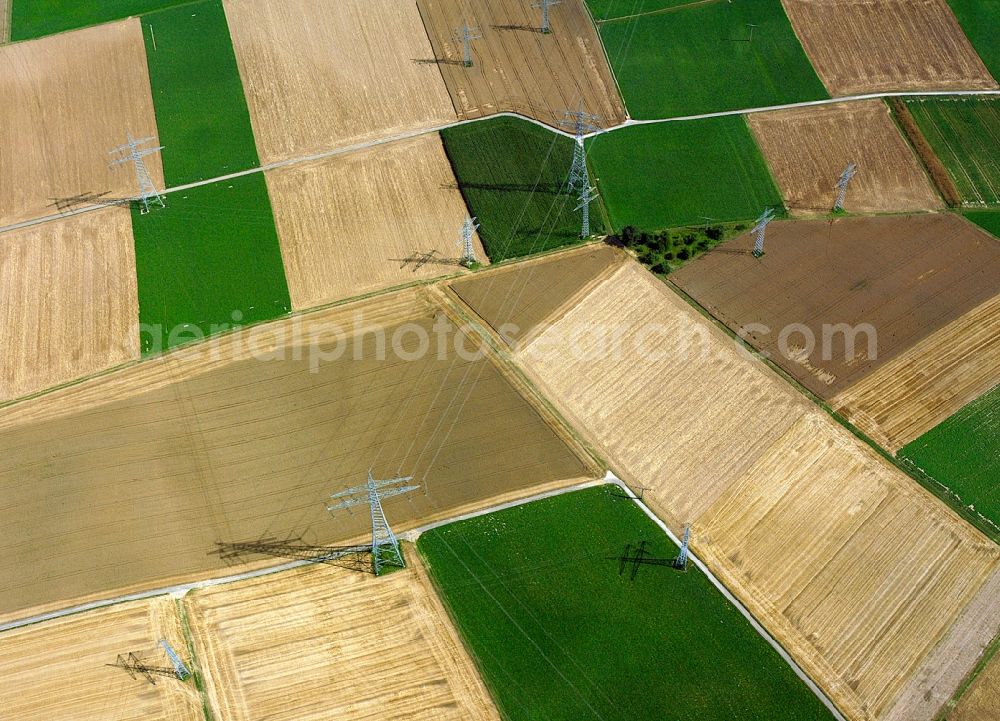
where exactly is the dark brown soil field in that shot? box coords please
[449,244,625,347]
[671,213,1000,397]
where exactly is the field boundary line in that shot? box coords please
[581,0,631,119]
[0,0,10,44]
[594,0,723,26]
[6,89,1000,238]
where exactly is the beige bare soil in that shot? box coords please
[949,639,1000,721]
[0,288,595,620]
[0,207,140,404]
[224,0,457,165]
[833,290,1000,451]
[781,0,998,96]
[0,19,163,228]
[467,253,1000,721]
[186,552,499,721]
[748,100,943,215]
[418,0,626,129]
[267,133,484,310]
[0,597,201,721]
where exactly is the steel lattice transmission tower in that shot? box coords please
[160,640,191,680]
[576,185,599,238]
[532,0,561,33]
[455,22,482,67]
[673,525,691,570]
[109,132,165,214]
[458,216,480,267]
[328,471,419,575]
[834,162,858,211]
[559,106,601,194]
[751,207,776,257]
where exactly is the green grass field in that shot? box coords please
[131,173,290,353]
[9,0,184,40]
[440,117,607,262]
[142,0,260,187]
[599,0,828,118]
[588,117,783,230]
[900,384,1000,531]
[906,97,1000,207]
[586,0,697,22]
[947,1,1000,83]
[418,485,834,721]
[966,210,1000,239]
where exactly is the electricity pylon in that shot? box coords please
[576,185,599,238]
[532,0,561,33]
[108,132,165,214]
[751,207,776,257]
[559,106,601,194]
[455,22,482,67]
[673,526,691,570]
[159,641,191,680]
[834,162,858,211]
[458,216,479,267]
[328,471,419,575]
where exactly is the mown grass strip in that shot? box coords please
[418,485,836,721]
[142,0,260,186]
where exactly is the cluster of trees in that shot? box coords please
[606,224,738,274]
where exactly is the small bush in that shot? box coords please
[705,226,723,241]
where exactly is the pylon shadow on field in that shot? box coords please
[710,247,755,256]
[492,23,547,33]
[392,249,466,271]
[211,536,374,574]
[412,57,466,66]
[440,181,564,194]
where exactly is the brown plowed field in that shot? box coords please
[0,19,163,227]
[418,0,626,129]
[0,288,595,619]
[0,207,140,404]
[748,100,942,216]
[223,0,456,165]
[780,0,997,96]
[449,243,625,347]
[267,133,484,310]
[186,552,500,721]
[833,290,1000,451]
[0,597,201,721]
[670,213,1000,398]
[478,251,1000,721]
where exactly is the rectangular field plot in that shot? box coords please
[587,117,783,230]
[948,640,1000,721]
[266,133,483,310]
[0,19,163,228]
[418,0,625,129]
[142,0,259,185]
[600,0,827,118]
[418,485,835,721]
[967,210,1000,238]
[899,384,1000,532]
[906,97,1000,208]
[0,207,140,403]
[131,173,290,353]
[224,0,456,165]
[441,116,606,260]
[0,597,201,721]
[671,213,1000,398]
[9,0,181,40]
[186,558,499,721]
[748,100,942,215]
[0,289,595,619]
[947,0,1000,83]
[478,251,1000,720]
[781,0,997,96]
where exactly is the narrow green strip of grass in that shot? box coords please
[588,117,783,230]
[10,0,184,40]
[418,485,835,721]
[131,173,291,353]
[599,0,828,118]
[440,118,607,262]
[142,0,260,186]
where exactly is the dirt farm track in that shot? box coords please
[0,287,596,620]
[452,251,1000,721]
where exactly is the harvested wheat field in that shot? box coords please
[0,19,162,227]
[833,289,1000,451]
[418,0,625,129]
[0,207,140,404]
[671,213,1000,398]
[0,597,201,721]
[186,553,499,721]
[780,0,997,96]
[949,640,1000,721]
[267,133,484,310]
[223,0,456,165]
[0,287,596,621]
[748,100,942,215]
[456,252,1000,721]
[449,243,625,347]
